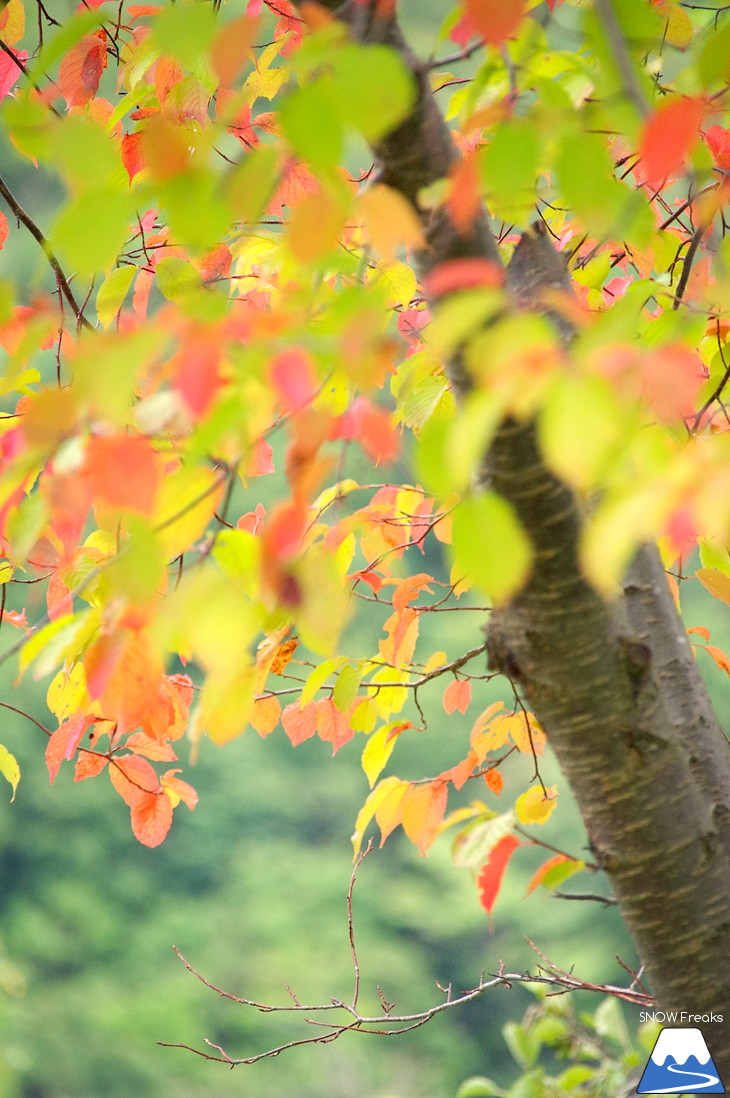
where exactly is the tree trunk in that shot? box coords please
[296,0,730,1073]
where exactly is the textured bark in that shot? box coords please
[296,0,730,1071]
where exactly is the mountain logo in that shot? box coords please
[637,1027,725,1093]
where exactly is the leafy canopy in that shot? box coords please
[0,0,729,917]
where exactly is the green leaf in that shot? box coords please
[51,189,135,276]
[280,81,343,173]
[0,745,20,803]
[481,122,540,224]
[501,1021,539,1070]
[151,3,217,69]
[301,657,347,706]
[155,256,203,303]
[555,131,639,240]
[96,266,136,327]
[331,44,415,142]
[451,493,533,603]
[227,146,280,223]
[456,1077,504,1098]
[332,663,362,713]
[51,115,125,195]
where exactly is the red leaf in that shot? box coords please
[46,714,88,783]
[336,398,400,464]
[173,339,223,418]
[131,790,173,847]
[263,500,307,559]
[424,258,503,298]
[476,834,520,915]
[639,97,704,185]
[443,678,472,715]
[121,132,145,182]
[705,125,730,171]
[0,210,7,250]
[0,48,27,100]
[246,437,275,477]
[269,349,318,415]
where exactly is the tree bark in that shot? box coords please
[296,0,730,1072]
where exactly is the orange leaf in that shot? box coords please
[315,697,354,755]
[476,834,520,916]
[466,0,525,44]
[271,638,298,674]
[250,694,282,737]
[484,767,504,795]
[58,32,107,107]
[161,769,198,810]
[436,749,477,791]
[131,790,173,847]
[210,14,257,87]
[46,713,88,783]
[401,781,448,854]
[281,700,318,745]
[109,754,159,808]
[443,678,472,715]
[639,96,703,185]
[85,435,160,517]
[74,750,109,782]
[124,732,177,761]
[704,644,730,677]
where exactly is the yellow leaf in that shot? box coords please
[200,667,257,745]
[153,466,224,559]
[361,721,406,788]
[0,745,20,802]
[351,775,407,856]
[358,184,424,259]
[47,663,88,722]
[515,785,558,825]
[696,567,730,608]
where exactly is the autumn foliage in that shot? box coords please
[0,0,729,932]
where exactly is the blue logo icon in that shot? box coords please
[637,1028,725,1093]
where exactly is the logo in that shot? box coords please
[637,1027,725,1093]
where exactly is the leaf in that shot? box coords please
[464,0,525,46]
[85,435,160,517]
[131,790,173,847]
[269,348,318,414]
[451,492,532,604]
[351,775,408,856]
[401,781,448,854]
[361,721,409,787]
[331,43,415,142]
[358,184,424,258]
[281,700,318,745]
[250,695,282,737]
[74,751,109,782]
[452,810,516,869]
[443,679,472,715]
[526,854,585,895]
[476,835,521,916]
[315,697,354,755]
[703,644,730,677]
[46,713,89,784]
[696,567,730,607]
[515,784,558,825]
[58,33,107,107]
[0,744,20,802]
[96,266,136,327]
[639,96,703,185]
[109,754,159,808]
[161,769,198,810]
[332,663,362,713]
